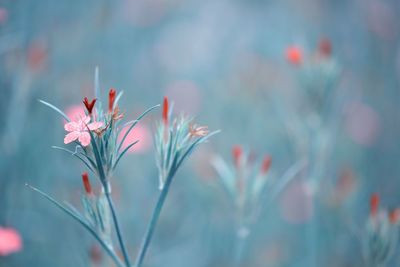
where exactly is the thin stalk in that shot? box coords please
[233,232,247,267]
[135,171,175,267]
[105,190,132,267]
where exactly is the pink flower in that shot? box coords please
[0,227,22,256]
[64,116,103,146]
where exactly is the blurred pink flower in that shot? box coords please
[27,40,47,71]
[344,102,380,146]
[0,227,22,256]
[64,116,103,146]
[279,180,314,224]
[118,124,151,154]
[0,8,8,24]
[65,105,86,121]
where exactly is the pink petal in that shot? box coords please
[88,122,103,131]
[64,131,80,144]
[82,116,90,124]
[64,121,79,132]
[0,227,22,256]
[79,132,91,147]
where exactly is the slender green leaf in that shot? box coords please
[26,184,124,267]
[113,140,139,170]
[175,130,220,171]
[117,104,160,153]
[52,146,96,174]
[39,99,71,122]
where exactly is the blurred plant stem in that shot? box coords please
[135,171,175,267]
[233,229,248,267]
[104,184,132,267]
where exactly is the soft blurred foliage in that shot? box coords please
[1,0,400,266]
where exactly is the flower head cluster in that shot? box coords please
[212,146,272,237]
[363,193,400,266]
[286,38,341,115]
[154,96,215,190]
[213,146,272,210]
[80,172,112,246]
[41,86,158,190]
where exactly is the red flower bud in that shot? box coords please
[162,96,169,126]
[83,97,97,115]
[82,172,92,194]
[232,145,243,168]
[370,193,379,217]
[261,155,272,174]
[108,88,116,112]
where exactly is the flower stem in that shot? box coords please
[135,173,174,267]
[105,190,132,267]
[233,234,247,267]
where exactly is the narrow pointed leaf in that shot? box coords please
[26,184,124,267]
[39,99,70,122]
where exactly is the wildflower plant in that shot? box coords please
[212,145,305,266]
[135,97,219,267]
[27,68,217,267]
[284,39,343,194]
[362,194,400,267]
[287,38,341,117]
[212,146,273,237]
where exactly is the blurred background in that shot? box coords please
[1,0,400,266]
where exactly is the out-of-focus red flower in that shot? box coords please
[162,96,169,126]
[389,208,400,224]
[260,155,272,174]
[370,193,379,217]
[90,244,102,264]
[232,145,242,168]
[27,41,47,71]
[0,227,22,256]
[331,168,357,205]
[318,38,332,57]
[285,46,303,65]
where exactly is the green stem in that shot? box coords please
[105,190,132,267]
[135,172,174,267]
[233,233,247,267]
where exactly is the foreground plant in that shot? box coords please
[135,97,219,267]
[27,69,217,267]
[362,193,400,267]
